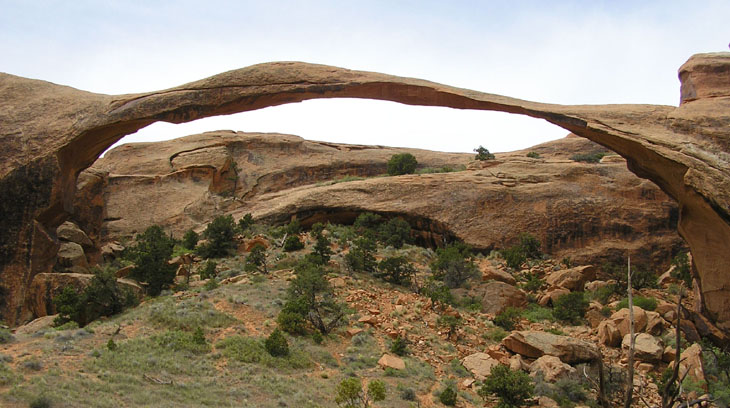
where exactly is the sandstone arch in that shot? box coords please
[1,53,729,331]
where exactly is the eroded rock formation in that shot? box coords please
[1,53,729,331]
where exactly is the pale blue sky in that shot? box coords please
[2,1,728,153]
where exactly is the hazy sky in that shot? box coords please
[2,1,728,153]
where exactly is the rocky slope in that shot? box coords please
[87,132,683,272]
[1,53,729,334]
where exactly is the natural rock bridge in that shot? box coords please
[1,53,729,333]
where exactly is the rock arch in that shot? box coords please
[1,53,729,332]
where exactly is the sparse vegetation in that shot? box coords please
[478,364,534,408]
[244,243,268,273]
[387,153,418,176]
[283,235,304,252]
[345,235,378,273]
[182,229,199,250]
[616,295,657,311]
[503,233,541,269]
[124,224,177,295]
[553,292,589,325]
[377,256,416,286]
[238,213,254,232]
[494,307,522,331]
[671,251,692,287]
[390,335,409,356]
[526,151,540,159]
[438,383,458,406]
[199,260,217,279]
[430,242,478,288]
[474,145,495,161]
[570,152,607,163]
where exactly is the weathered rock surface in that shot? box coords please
[545,265,596,291]
[457,281,527,315]
[377,354,405,370]
[622,333,664,362]
[502,330,600,364]
[56,221,93,247]
[461,352,500,380]
[55,242,89,274]
[529,355,576,383]
[2,54,730,332]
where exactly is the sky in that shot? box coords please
[2,1,729,154]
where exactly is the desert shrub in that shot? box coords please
[703,343,730,407]
[474,145,495,161]
[616,296,657,311]
[517,233,541,259]
[285,219,302,235]
[421,280,455,306]
[521,304,554,323]
[345,235,378,273]
[154,329,210,354]
[438,314,463,340]
[198,215,237,258]
[431,242,478,288]
[533,373,590,408]
[312,330,324,344]
[312,233,333,264]
[553,292,589,325]
[526,151,540,159]
[192,327,206,345]
[354,212,382,233]
[589,284,615,305]
[494,307,522,331]
[377,256,416,286]
[520,273,544,292]
[29,396,53,408]
[368,379,387,403]
[416,165,466,174]
[264,328,289,357]
[387,153,418,175]
[238,213,254,232]
[399,385,417,401]
[377,217,411,248]
[570,152,606,163]
[310,222,326,237]
[671,252,692,287]
[438,383,458,406]
[281,260,343,335]
[181,229,199,250]
[244,243,267,273]
[277,297,309,335]
[148,298,235,330]
[283,235,304,252]
[199,260,217,280]
[54,266,138,327]
[125,225,176,295]
[390,335,408,356]
[485,327,508,342]
[604,261,658,292]
[503,246,526,270]
[106,338,117,351]
[479,364,534,407]
[0,328,13,344]
[216,335,310,369]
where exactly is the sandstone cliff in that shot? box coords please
[90,132,682,270]
[1,53,728,332]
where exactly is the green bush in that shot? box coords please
[244,243,267,273]
[474,145,495,161]
[494,307,522,331]
[553,292,589,325]
[0,328,13,344]
[29,396,53,408]
[310,222,326,237]
[438,384,458,406]
[54,266,138,327]
[154,329,210,354]
[283,235,305,252]
[570,152,606,163]
[616,296,657,311]
[603,261,658,292]
[335,377,363,407]
[198,215,237,258]
[377,256,416,286]
[106,338,117,351]
[390,335,408,356]
[282,260,343,335]
[520,273,544,292]
[589,284,615,305]
[199,260,217,280]
[354,212,382,232]
[312,233,333,264]
[181,229,199,250]
[264,328,289,357]
[503,246,526,270]
[377,217,411,248]
[479,364,534,408]
[387,153,418,176]
[521,304,554,323]
[526,151,540,159]
[430,242,478,288]
[671,252,692,287]
[345,235,378,273]
[216,335,310,369]
[125,225,176,295]
[368,379,387,403]
[238,213,254,233]
[421,280,455,306]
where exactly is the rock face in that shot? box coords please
[461,352,500,380]
[622,333,664,363]
[2,54,730,332]
[502,330,600,364]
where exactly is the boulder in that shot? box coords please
[538,287,570,307]
[101,241,125,260]
[13,314,57,336]
[377,354,405,370]
[673,343,706,386]
[56,242,89,273]
[610,307,648,337]
[56,221,93,247]
[545,265,595,291]
[645,311,665,335]
[502,330,599,364]
[622,333,663,362]
[597,320,622,347]
[584,280,611,292]
[461,352,500,380]
[529,355,576,382]
[480,261,517,285]
[468,281,527,315]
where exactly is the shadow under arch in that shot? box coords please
[2,58,730,335]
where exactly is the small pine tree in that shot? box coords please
[198,215,236,258]
[106,338,117,351]
[283,235,305,252]
[182,229,199,250]
[430,242,477,288]
[238,213,254,232]
[439,384,458,406]
[390,335,408,356]
[192,327,206,345]
[264,328,289,357]
[377,217,411,249]
[345,235,378,273]
[387,153,418,176]
[377,256,416,286]
[312,234,333,263]
[474,146,495,161]
[125,225,176,296]
[199,260,217,280]
[553,292,589,325]
[245,244,268,273]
